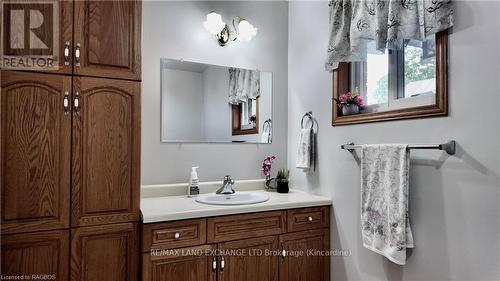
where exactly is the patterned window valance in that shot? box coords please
[228,68,261,105]
[325,0,454,71]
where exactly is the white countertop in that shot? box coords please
[141,189,332,223]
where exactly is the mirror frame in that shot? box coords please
[331,30,448,126]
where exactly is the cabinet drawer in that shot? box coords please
[207,211,285,243]
[143,219,206,252]
[287,207,329,232]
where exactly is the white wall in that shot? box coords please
[288,1,500,281]
[161,69,204,141]
[142,1,288,184]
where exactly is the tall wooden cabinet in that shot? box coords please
[1,72,71,235]
[70,223,138,281]
[1,230,69,281]
[71,77,141,227]
[73,0,141,80]
[1,1,141,281]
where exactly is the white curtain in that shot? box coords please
[228,68,260,105]
[325,0,454,71]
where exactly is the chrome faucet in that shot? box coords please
[216,175,235,195]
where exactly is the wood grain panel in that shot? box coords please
[142,219,206,252]
[74,0,141,81]
[287,207,330,233]
[1,71,71,234]
[279,229,330,281]
[1,0,73,74]
[1,229,69,281]
[71,223,138,281]
[71,76,140,227]
[219,236,278,281]
[142,244,216,281]
[207,211,286,243]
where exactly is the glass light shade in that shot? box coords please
[238,20,257,41]
[203,12,225,35]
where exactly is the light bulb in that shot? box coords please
[238,20,257,41]
[203,12,225,35]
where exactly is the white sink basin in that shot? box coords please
[195,191,270,206]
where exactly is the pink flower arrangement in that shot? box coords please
[262,156,276,177]
[334,91,364,108]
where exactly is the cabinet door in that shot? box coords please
[143,245,216,281]
[1,71,71,234]
[71,76,140,227]
[71,223,138,281]
[279,229,330,281]
[1,229,69,281]
[74,0,141,81]
[218,236,278,281]
[1,0,73,74]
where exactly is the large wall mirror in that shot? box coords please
[332,31,448,126]
[161,58,273,143]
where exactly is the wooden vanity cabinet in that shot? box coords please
[142,207,331,281]
[143,245,216,281]
[218,236,279,281]
[279,229,330,281]
[207,211,286,243]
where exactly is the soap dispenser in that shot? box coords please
[188,167,200,197]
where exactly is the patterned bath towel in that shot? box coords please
[360,144,414,265]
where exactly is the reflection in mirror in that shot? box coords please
[161,59,272,143]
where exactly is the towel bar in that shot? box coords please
[341,140,456,155]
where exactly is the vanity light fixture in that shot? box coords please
[203,11,257,46]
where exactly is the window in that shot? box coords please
[332,31,448,125]
[240,99,257,129]
[232,98,259,135]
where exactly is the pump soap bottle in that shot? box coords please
[188,167,200,197]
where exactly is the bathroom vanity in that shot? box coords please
[140,186,332,281]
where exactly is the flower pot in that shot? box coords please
[276,180,289,193]
[342,104,360,115]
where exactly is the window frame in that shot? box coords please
[232,97,260,135]
[332,30,448,126]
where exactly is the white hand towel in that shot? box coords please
[296,128,316,171]
[360,144,414,265]
[261,132,270,143]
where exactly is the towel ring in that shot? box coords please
[301,111,314,129]
[262,118,272,131]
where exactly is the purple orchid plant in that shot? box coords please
[262,155,277,190]
[262,155,276,177]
